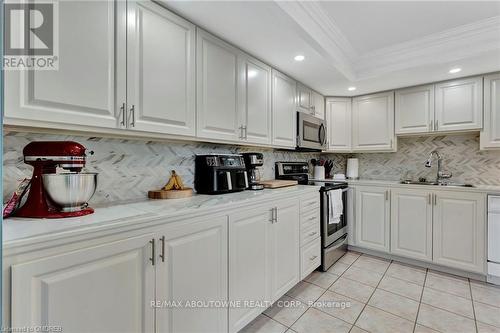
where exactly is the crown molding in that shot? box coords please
[274,1,358,80]
[274,1,500,82]
[353,16,500,79]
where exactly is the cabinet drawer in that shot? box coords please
[301,238,321,279]
[301,197,320,214]
[489,196,500,212]
[301,210,320,229]
[301,223,320,246]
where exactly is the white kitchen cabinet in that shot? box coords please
[311,91,325,120]
[270,200,300,301]
[229,205,272,333]
[4,0,119,129]
[238,55,272,145]
[395,85,434,135]
[433,191,486,273]
[156,216,228,333]
[297,83,312,114]
[272,70,297,148]
[11,233,156,333]
[196,29,240,142]
[352,91,396,151]
[355,186,391,252]
[326,98,352,152]
[126,0,196,136]
[435,76,483,132]
[391,188,433,261]
[481,73,500,149]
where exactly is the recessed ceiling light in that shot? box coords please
[348,87,356,91]
[294,55,305,62]
[449,68,462,74]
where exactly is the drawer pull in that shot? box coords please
[309,255,318,261]
[308,231,317,236]
[306,201,317,206]
[307,216,316,221]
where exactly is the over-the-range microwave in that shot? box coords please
[296,112,327,151]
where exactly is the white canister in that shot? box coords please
[346,158,359,179]
[313,166,325,180]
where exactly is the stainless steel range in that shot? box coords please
[276,161,349,271]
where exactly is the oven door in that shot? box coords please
[322,188,348,248]
[297,112,326,150]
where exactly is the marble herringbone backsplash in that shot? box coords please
[324,134,500,186]
[3,131,344,205]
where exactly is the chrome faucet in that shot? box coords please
[425,150,452,184]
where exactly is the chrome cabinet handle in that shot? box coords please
[243,125,248,140]
[149,238,155,266]
[435,120,438,130]
[433,194,437,206]
[430,120,433,131]
[308,231,317,236]
[238,126,243,139]
[428,193,432,205]
[274,207,278,223]
[385,190,389,201]
[159,236,165,263]
[307,216,316,221]
[119,102,126,126]
[129,105,135,127]
[309,255,318,261]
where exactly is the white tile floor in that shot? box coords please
[239,251,500,333]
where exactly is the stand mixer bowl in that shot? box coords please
[42,173,98,212]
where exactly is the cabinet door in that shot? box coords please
[238,55,272,145]
[271,200,300,301]
[391,189,433,261]
[297,83,312,113]
[352,92,395,151]
[229,206,272,333]
[355,186,391,252]
[4,0,119,129]
[11,234,156,333]
[196,29,239,141]
[272,70,297,148]
[312,91,325,120]
[435,77,483,132]
[480,73,500,149]
[395,85,434,134]
[326,98,352,152]
[156,216,228,333]
[433,191,486,273]
[127,1,196,136]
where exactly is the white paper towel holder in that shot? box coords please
[346,158,359,180]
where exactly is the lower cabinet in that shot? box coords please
[11,233,157,333]
[353,185,486,274]
[391,188,433,261]
[355,186,391,252]
[228,199,300,333]
[11,216,228,333]
[433,191,486,273]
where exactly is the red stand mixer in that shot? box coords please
[14,141,97,219]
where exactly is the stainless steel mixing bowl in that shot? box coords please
[43,173,98,212]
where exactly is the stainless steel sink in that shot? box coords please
[400,180,474,188]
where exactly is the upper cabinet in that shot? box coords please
[296,84,324,119]
[325,98,352,152]
[352,91,396,152]
[434,76,483,132]
[4,0,119,129]
[127,0,196,136]
[238,55,272,145]
[296,83,312,114]
[196,29,240,142]
[311,91,325,120]
[395,85,434,134]
[481,73,500,149]
[272,70,297,148]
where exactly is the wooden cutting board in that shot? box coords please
[148,188,193,199]
[258,180,298,188]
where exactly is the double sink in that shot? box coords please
[400,180,474,188]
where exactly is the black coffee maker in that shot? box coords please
[194,154,248,194]
[242,153,264,190]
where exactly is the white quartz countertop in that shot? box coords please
[3,185,320,249]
